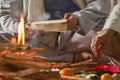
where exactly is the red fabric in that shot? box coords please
[95,64,120,73]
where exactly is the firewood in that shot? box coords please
[0,35,13,44]
[0,43,45,53]
[0,71,16,79]
[63,59,97,68]
[3,53,48,62]
[61,59,97,74]
[2,58,51,70]
[0,43,28,51]
[70,66,95,74]
[26,71,60,80]
[16,68,39,77]
[12,48,45,52]
[4,53,33,61]
[33,56,48,62]
[0,43,13,46]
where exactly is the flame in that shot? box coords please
[17,14,25,45]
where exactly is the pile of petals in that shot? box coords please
[95,64,120,73]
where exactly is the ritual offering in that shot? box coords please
[60,63,120,80]
[0,14,120,80]
[31,19,68,32]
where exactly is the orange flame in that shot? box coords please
[17,14,25,45]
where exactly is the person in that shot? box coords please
[43,0,80,20]
[54,0,117,62]
[0,0,116,63]
[37,0,117,62]
[0,0,45,41]
[91,0,120,67]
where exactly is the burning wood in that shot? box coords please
[0,52,98,80]
[0,43,44,53]
[13,48,45,52]
[0,15,99,80]
[0,35,13,44]
[0,14,61,80]
[3,52,48,62]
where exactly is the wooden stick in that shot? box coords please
[16,68,39,77]
[0,35,13,44]
[0,43,28,51]
[4,53,48,62]
[0,43,44,53]
[0,71,16,79]
[12,48,45,52]
[2,58,51,69]
[63,59,97,68]
[26,71,60,80]
[70,65,96,74]
[4,53,33,61]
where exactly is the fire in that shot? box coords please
[17,14,25,45]
[11,14,25,55]
[11,37,17,44]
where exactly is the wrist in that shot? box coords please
[104,29,117,35]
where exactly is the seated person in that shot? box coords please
[36,0,116,62]
[0,0,116,63]
[91,0,120,67]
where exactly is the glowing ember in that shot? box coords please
[18,14,25,45]
[11,37,17,44]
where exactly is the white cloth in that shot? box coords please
[0,0,117,62]
[102,0,120,67]
[73,0,112,34]
[103,0,120,34]
[57,0,114,52]
[23,0,45,22]
[72,0,86,9]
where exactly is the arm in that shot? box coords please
[73,0,111,34]
[103,0,120,33]
[0,0,19,35]
[0,15,18,35]
[91,0,120,58]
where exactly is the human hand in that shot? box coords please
[64,13,78,30]
[25,22,35,41]
[25,22,44,41]
[91,29,116,57]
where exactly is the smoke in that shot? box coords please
[29,12,51,47]
[37,13,51,21]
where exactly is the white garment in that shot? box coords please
[72,0,86,9]
[58,0,114,52]
[103,0,120,34]
[73,0,112,34]
[102,0,120,67]
[23,0,45,22]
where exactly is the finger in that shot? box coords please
[67,16,77,30]
[64,13,71,19]
[91,37,95,51]
[25,22,32,28]
[91,37,98,57]
[91,36,102,57]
